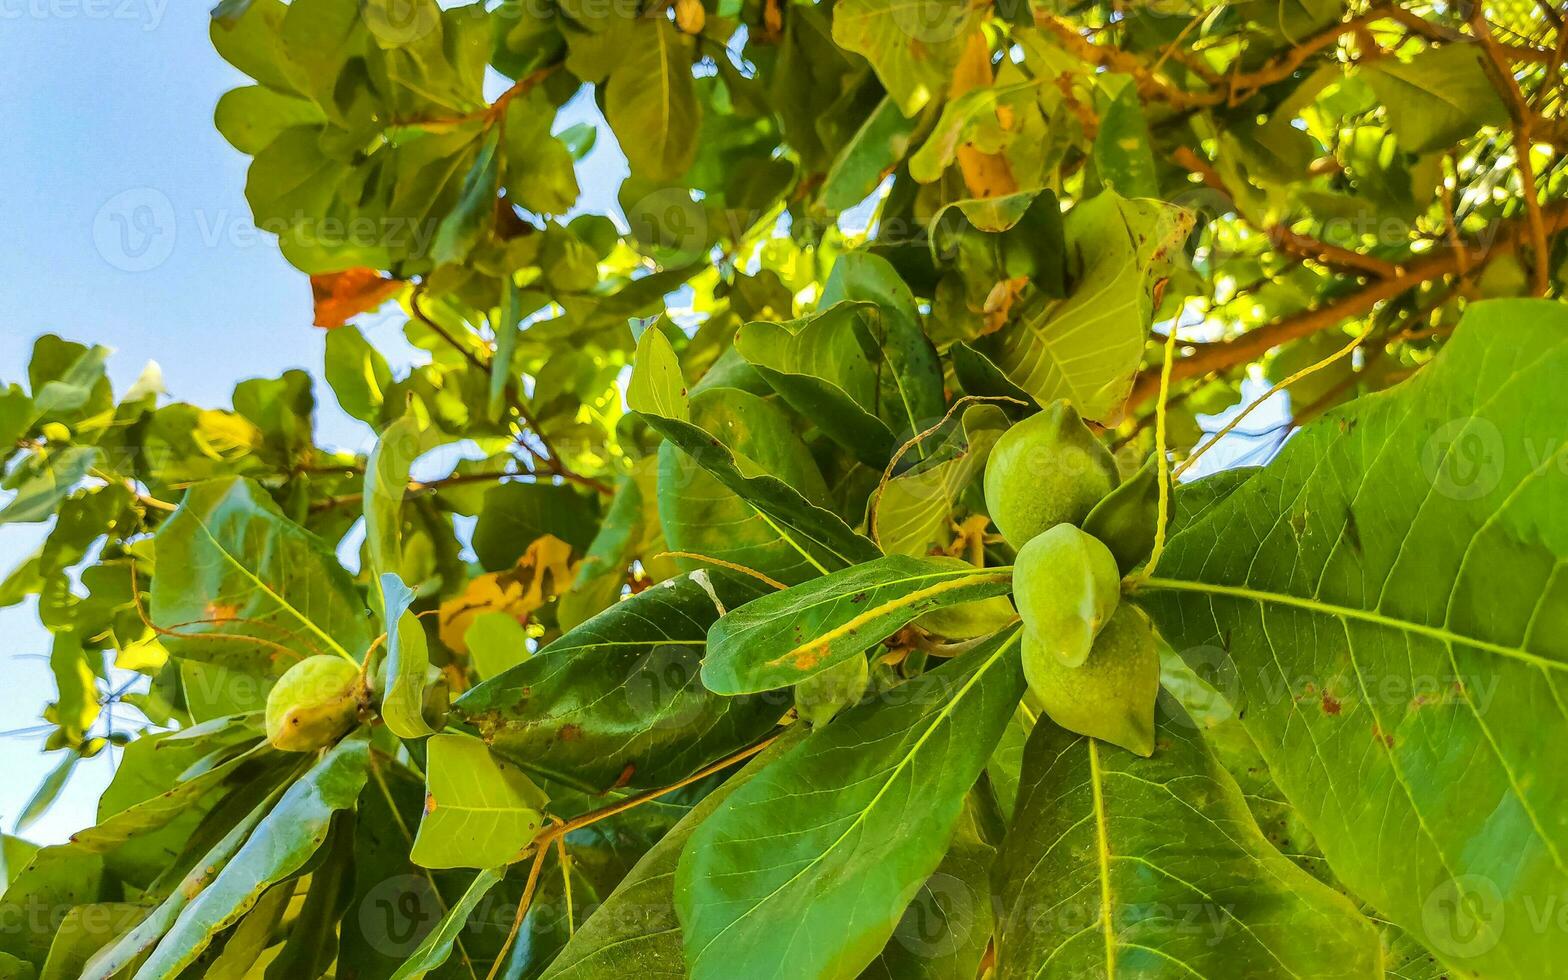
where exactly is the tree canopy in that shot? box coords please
[1,0,1565,977]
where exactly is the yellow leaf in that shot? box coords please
[439,535,577,653]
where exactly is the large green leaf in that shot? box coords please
[537,730,807,980]
[150,477,373,676]
[455,570,787,792]
[675,629,1025,979]
[819,252,946,455]
[974,193,1189,421]
[411,733,549,870]
[831,0,974,115]
[1363,45,1508,154]
[995,702,1381,978]
[130,734,369,978]
[604,19,698,181]
[703,555,1014,694]
[859,799,996,980]
[736,302,901,465]
[657,384,835,587]
[630,329,881,576]
[1138,300,1568,977]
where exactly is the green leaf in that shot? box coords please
[214,84,324,154]
[471,480,601,571]
[39,903,145,980]
[676,629,1026,979]
[1092,74,1159,199]
[379,574,437,740]
[411,733,549,870]
[860,799,995,980]
[874,404,1006,557]
[819,252,946,454]
[502,91,580,216]
[974,192,1190,421]
[604,19,698,181]
[390,866,506,980]
[323,325,393,426]
[0,447,98,526]
[737,302,901,465]
[910,80,1037,184]
[1,845,104,969]
[364,413,451,589]
[703,555,1014,694]
[464,611,532,680]
[832,0,975,115]
[994,701,1381,977]
[1363,45,1508,154]
[129,734,369,978]
[821,95,919,213]
[432,127,502,266]
[16,752,78,835]
[1137,299,1568,977]
[538,729,806,979]
[150,477,373,676]
[630,330,881,578]
[455,570,786,791]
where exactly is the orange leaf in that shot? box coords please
[310,268,404,328]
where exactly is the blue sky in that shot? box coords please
[0,3,630,843]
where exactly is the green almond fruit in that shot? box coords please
[983,400,1120,548]
[1013,524,1121,668]
[1082,454,1164,575]
[265,654,363,753]
[1023,604,1159,757]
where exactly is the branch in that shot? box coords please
[1171,146,1401,278]
[1470,10,1552,296]
[1125,201,1568,408]
[409,286,614,497]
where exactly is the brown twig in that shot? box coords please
[408,285,614,497]
[1125,201,1568,408]
[1170,147,1401,279]
[1470,9,1552,296]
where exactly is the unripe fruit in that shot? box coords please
[983,401,1119,548]
[675,0,705,34]
[1023,604,1159,757]
[1012,524,1120,668]
[914,556,1018,638]
[265,655,364,752]
[1082,454,1162,575]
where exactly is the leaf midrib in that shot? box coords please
[1139,577,1565,672]
[692,629,1021,964]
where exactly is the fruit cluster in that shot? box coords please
[984,402,1162,756]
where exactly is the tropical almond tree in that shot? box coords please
[1,0,1564,977]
